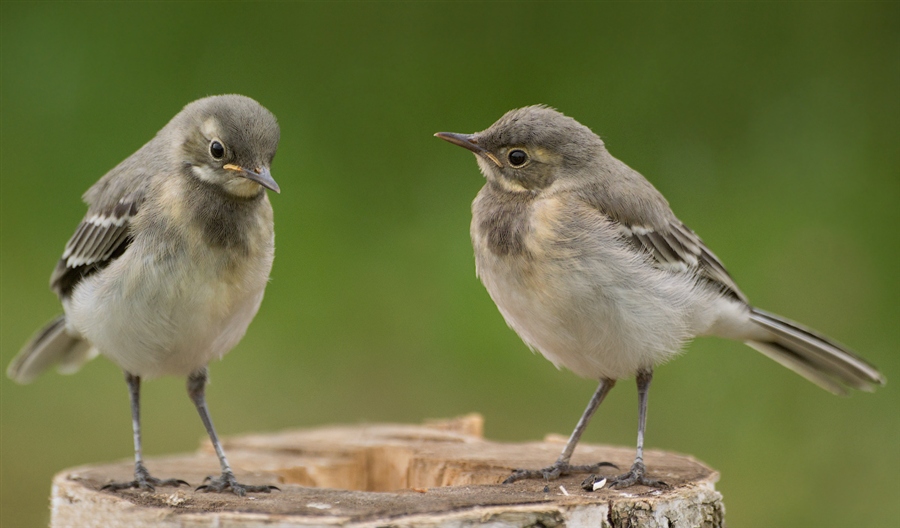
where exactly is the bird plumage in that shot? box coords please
[9,95,278,383]
[8,94,281,495]
[463,105,883,392]
[438,104,884,487]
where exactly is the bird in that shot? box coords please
[435,105,885,489]
[8,94,282,496]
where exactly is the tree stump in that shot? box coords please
[50,414,724,527]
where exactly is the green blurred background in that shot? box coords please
[1,2,897,526]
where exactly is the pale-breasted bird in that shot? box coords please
[8,94,282,495]
[436,106,885,488]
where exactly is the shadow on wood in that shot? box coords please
[51,414,724,527]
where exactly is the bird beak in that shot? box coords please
[223,164,281,193]
[434,132,502,168]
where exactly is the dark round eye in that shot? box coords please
[508,149,528,167]
[209,140,225,160]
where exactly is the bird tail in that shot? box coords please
[7,315,97,384]
[745,308,885,395]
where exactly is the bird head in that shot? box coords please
[172,94,281,197]
[435,105,605,193]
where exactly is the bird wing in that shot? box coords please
[616,219,748,303]
[50,190,144,299]
[573,161,748,303]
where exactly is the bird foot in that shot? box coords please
[195,471,279,496]
[583,460,667,490]
[101,464,189,492]
[503,460,617,484]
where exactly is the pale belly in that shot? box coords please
[66,240,271,378]
[472,204,715,381]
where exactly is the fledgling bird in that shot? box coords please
[436,106,885,489]
[8,94,282,495]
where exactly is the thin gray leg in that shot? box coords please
[635,368,651,466]
[189,368,277,495]
[605,368,668,489]
[504,378,618,484]
[101,372,188,492]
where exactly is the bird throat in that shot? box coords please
[474,183,535,258]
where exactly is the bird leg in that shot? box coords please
[504,378,618,484]
[101,372,189,492]
[188,368,278,496]
[588,368,667,490]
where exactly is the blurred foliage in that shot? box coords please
[1,2,898,527]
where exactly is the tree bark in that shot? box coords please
[51,414,724,527]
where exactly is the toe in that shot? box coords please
[195,474,276,495]
[155,478,190,488]
[101,481,133,492]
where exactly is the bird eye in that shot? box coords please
[209,140,225,160]
[508,149,528,167]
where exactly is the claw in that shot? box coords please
[101,472,189,493]
[503,461,617,484]
[195,471,278,496]
[594,460,669,490]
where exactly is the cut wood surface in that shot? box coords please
[51,414,724,527]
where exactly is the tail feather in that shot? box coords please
[7,316,96,384]
[746,341,849,395]
[747,308,885,395]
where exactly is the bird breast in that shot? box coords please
[471,186,707,380]
[66,180,275,379]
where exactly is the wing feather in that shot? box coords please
[623,221,747,302]
[573,155,748,302]
[51,192,143,299]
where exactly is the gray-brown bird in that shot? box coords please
[436,105,885,489]
[8,94,281,495]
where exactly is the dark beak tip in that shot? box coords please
[434,131,470,141]
[242,166,280,194]
[434,132,456,143]
[262,175,281,194]
[434,131,483,153]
